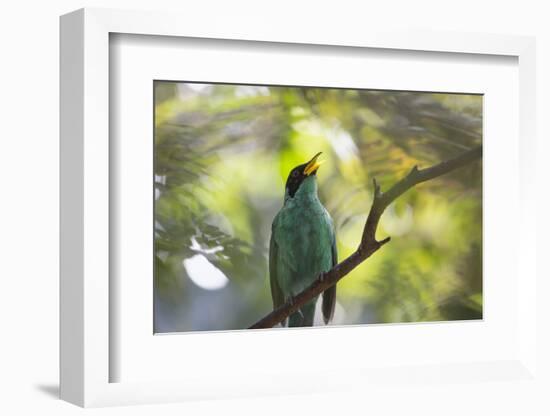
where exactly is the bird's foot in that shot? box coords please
[318,272,327,282]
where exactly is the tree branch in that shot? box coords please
[249,145,482,329]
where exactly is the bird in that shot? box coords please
[269,152,337,327]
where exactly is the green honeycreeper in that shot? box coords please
[269,152,337,327]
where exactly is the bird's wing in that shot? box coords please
[322,220,337,324]
[269,231,285,311]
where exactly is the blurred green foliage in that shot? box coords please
[154,81,482,332]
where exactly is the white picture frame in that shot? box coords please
[60,7,537,408]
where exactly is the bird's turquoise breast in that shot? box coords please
[273,194,334,297]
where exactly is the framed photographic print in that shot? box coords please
[60,8,538,408]
[152,81,483,333]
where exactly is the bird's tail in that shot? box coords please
[322,285,336,324]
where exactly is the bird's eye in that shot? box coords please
[292,170,299,177]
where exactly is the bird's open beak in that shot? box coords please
[303,152,324,176]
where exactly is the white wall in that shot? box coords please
[1,1,548,415]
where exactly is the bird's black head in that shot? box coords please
[285,152,323,198]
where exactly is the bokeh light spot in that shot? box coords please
[183,254,229,290]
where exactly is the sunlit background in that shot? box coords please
[154,81,482,333]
